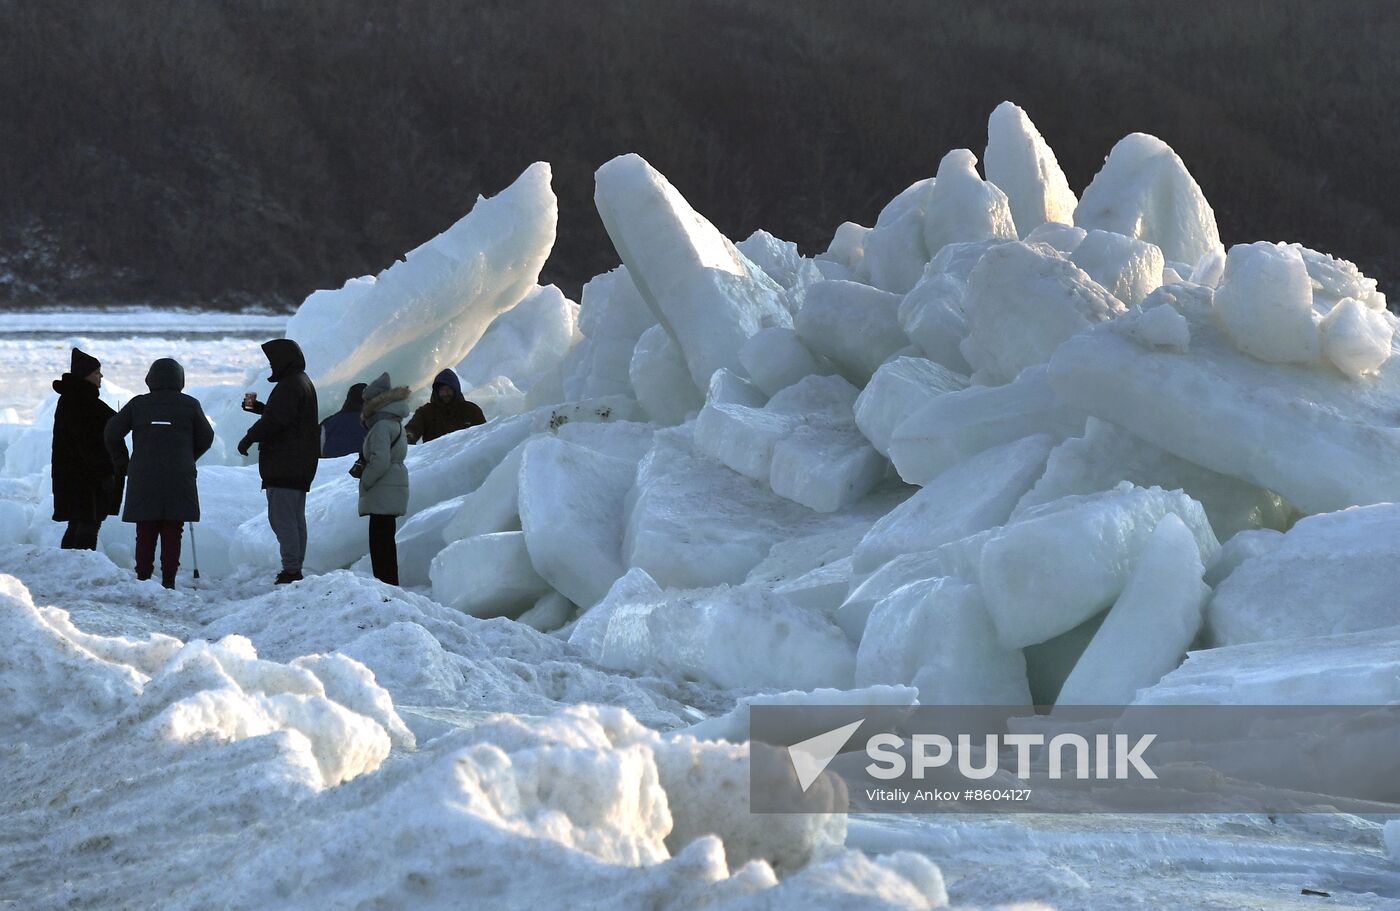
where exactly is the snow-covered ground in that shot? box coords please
[3,102,1400,908]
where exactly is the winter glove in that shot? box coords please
[237,436,253,457]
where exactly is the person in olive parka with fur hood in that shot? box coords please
[105,358,215,588]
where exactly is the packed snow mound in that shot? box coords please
[594,153,791,388]
[959,241,1123,384]
[287,162,557,420]
[1212,241,1322,365]
[1049,282,1400,515]
[984,101,1077,237]
[456,283,580,392]
[1207,503,1400,646]
[923,149,1017,258]
[1073,131,1221,266]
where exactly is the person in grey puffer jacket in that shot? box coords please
[357,372,410,585]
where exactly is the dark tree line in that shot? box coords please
[1,0,1397,309]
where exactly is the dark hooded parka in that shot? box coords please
[404,369,485,444]
[240,339,320,491]
[320,382,368,458]
[105,358,215,523]
[52,347,122,523]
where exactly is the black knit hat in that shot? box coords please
[70,348,100,378]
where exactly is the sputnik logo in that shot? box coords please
[787,718,865,792]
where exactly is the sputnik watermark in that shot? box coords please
[864,732,1156,782]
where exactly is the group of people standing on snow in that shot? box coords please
[51,343,485,589]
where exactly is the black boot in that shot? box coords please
[274,570,303,585]
[161,574,176,590]
[136,570,152,582]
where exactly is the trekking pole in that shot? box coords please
[189,522,200,581]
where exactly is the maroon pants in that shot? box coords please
[135,520,183,579]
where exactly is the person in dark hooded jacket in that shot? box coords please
[404,369,485,444]
[51,347,123,549]
[105,358,215,588]
[320,382,368,458]
[237,339,319,584]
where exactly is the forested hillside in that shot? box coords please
[2,0,1396,308]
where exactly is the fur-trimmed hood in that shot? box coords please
[361,376,410,425]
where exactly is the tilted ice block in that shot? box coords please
[923,149,1017,259]
[1055,515,1209,706]
[736,230,808,290]
[1024,221,1087,254]
[740,327,828,397]
[1207,504,1400,646]
[519,436,635,610]
[853,435,1053,575]
[1047,286,1400,515]
[862,208,930,294]
[854,356,968,456]
[794,281,908,385]
[1135,624,1400,706]
[770,556,855,617]
[927,238,1011,283]
[1074,132,1221,266]
[959,241,1123,385]
[706,367,767,408]
[765,373,861,417]
[630,324,703,425]
[561,267,655,401]
[1320,297,1394,379]
[289,162,557,420]
[1070,230,1164,307]
[897,271,972,374]
[440,439,527,543]
[769,422,886,513]
[836,550,948,642]
[984,101,1077,237]
[856,577,1031,706]
[594,573,856,691]
[1213,242,1321,365]
[888,365,1085,485]
[979,482,1219,649]
[456,284,580,392]
[594,153,791,388]
[876,178,937,229]
[429,531,552,619]
[1015,417,1294,541]
[694,401,800,482]
[555,419,657,464]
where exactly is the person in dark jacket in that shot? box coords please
[236,339,319,584]
[357,373,410,585]
[104,358,215,588]
[320,382,368,458]
[51,347,123,550]
[404,368,485,444]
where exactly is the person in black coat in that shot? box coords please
[320,382,367,458]
[105,358,215,588]
[51,347,123,550]
[237,338,319,584]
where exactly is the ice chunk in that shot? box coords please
[1288,243,1387,311]
[1190,246,1227,288]
[923,149,1017,258]
[854,435,1053,575]
[980,483,1219,648]
[769,422,886,513]
[863,208,931,294]
[1122,301,1190,351]
[519,436,635,610]
[795,281,908,384]
[695,401,800,482]
[706,366,767,408]
[960,241,1123,384]
[739,327,829,397]
[984,101,1077,236]
[440,439,526,543]
[1015,417,1294,541]
[517,591,575,633]
[853,356,968,456]
[736,229,813,291]
[770,557,856,617]
[1048,285,1400,515]
[1213,242,1321,364]
[390,495,464,587]
[682,685,918,744]
[1320,297,1394,378]
[629,324,703,424]
[856,577,1031,706]
[888,364,1085,485]
[1024,221,1087,254]
[561,267,655,401]
[897,271,972,374]
[824,221,870,273]
[289,163,556,419]
[456,284,580,392]
[1203,528,1285,588]
[594,153,790,387]
[1055,515,1209,705]
[765,373,860,417]
[1208,504,1400,646]
[1070,230,1164,307]
[835,550,948,641]
[429,532,552,619]
[1074,132,1221,266]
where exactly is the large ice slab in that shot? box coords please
[288,162,557,419]
[794,281,908,385]
[594,154,790,388]
[853,356,968,457]
[1048,283,1400,515]
[979,483,1219,649]
[983,101,1077,237]
[561,267,656,401]
[923,149,1017,258]
[1073,132,1221,267]
[456,283,580,392]
[960,241,1122,384]
[430,531,552,619]
[1055,515,1209,705]
[855,577,1031,706]
[1213,242,1321,365]
[1208,504,1400,646]
[888,364,1085,485]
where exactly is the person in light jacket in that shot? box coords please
[357,372,409,585]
